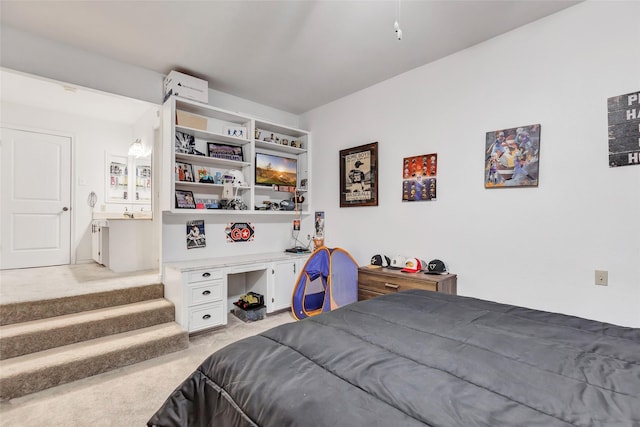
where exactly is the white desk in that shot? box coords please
[163,252,309,333]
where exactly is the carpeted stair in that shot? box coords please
[0,284,188,400]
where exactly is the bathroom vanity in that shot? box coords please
[91,212,154,272]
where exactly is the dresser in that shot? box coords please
[358,267,457,300]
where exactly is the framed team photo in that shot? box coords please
[175,189,196,209]
[339,142,378,207]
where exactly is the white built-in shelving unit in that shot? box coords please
[161,96,310,215]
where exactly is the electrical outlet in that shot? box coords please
[595,270,608,286]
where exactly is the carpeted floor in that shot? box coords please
[0,310,295,426]
[0,264,161,304]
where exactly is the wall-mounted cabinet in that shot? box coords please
[161,97,310,214]
[106,153,152,204]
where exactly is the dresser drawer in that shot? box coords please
[189,301,225,332]
[189,281,223,305]
[358,287,385,301]
[188,268,223,283]
[359,270,437,294]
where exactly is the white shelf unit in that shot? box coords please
[162,97,310,214]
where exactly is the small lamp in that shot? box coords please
[128,138,144,157]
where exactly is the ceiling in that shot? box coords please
[0,69,157,124]
[0,1,580,115]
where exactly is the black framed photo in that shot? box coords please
[175,161,194,182]
[339,142,378,207]
[207,142,243,162]
[175,189,196,209]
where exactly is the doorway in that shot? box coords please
[0,69,159,272]
[0,127,72,269]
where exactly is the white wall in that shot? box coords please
[162,213,310,263]
[302,2,640,327]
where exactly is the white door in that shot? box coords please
[0,128,72,269]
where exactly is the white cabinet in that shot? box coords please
[161,96,311,214]
[106,153,152,204]
[270,257,306,313]
[91,220,108,265]
[163,266,228,333]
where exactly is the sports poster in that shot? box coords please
[186,220,206,249]
[402,153,437,202]
[339,142,378,207]
[344,151,371,202]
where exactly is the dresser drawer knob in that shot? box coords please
[202,272,211,278]
[202,290,211,296]
[384,283,399,289]
[202,314,211,320]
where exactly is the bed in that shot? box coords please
[148,290,640,426]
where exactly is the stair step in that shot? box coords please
[0,283,164,326]
[0,322,189,400]
[0,299,176,360]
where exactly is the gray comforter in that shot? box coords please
[148,290,640,426]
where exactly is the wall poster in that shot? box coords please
[339,142,378,207]
[186,220,206,249]
[402,153,437,202]
[485,124,540,188]
[608,91,640,167]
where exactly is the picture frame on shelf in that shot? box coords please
[175,190,196,209]
[175,161,194,182]
[207,143,243,162]
[339,142,378,207]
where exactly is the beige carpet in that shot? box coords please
[0,311,295,426]
[0,264,161,304]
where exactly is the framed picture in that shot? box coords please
[207,143,243,162]
[485,124,540,188]
[175,161,194,182]
[186,220,206,249]
[402,153,437,202]
[175,189,196,209]
[339,142,378,207]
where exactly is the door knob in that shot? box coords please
[62,207,69,211]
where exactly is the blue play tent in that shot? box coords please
[291,246,359,320]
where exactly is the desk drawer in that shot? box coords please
[189,301,225,332]
[190,281,223,305]
[359,271,437,294]
[188,269,223,283]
